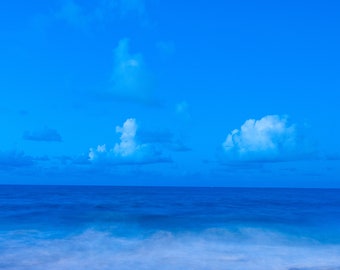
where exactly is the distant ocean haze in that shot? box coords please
[0,185,340,270]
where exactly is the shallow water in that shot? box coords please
[1,185,340,269]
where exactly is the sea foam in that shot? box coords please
[1,228,340,270]
[1,186,340,269]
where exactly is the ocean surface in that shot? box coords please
[0,185,340,270]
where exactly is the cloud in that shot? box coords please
[222,115,299,162]
[0,151,34,170]
[55,0,147,29]
[138,130,191,152]
[23,127,62,142]
[119,0,146,17]
[110,39,154,103]
[175,101,190,120]
[113,118,138,156]
[324,153,340,161]
[55,0,89,29]
[156,41,175,56]
[89,118,171,165]
[176,101,188,114]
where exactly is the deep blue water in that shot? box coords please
[1,185,340,269]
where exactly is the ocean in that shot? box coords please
[0,185,340,270]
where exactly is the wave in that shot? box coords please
[1,228,340,270]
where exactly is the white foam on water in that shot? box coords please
[0,228,340,270]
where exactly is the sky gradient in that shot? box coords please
[1,0,340,187]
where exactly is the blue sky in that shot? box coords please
[1,0,339,187]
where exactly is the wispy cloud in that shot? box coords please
[175,101,190,120]
[55,0,89,29]
[0,151,34,170]
[119,0,146,17]
[109,39,154,103]
[54,0,147,29]
[138,130,191,152]
[222,115,305,162]
[23,127,62,142]
[156,41,175,57]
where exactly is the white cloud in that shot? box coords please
[89,144,107,161]
[55,0,147,28]
[89,118,138,161]
[113,118,138,156]
[88,118,171,164]
[222,115,297,161]
[110,39,153,103]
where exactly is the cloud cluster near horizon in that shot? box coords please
[222,115,299,162]
[89,118,171,165]
[0,151,34,170]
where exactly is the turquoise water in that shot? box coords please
[1,185,340,269]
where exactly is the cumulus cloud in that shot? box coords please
[110,39,154,103]
[89,118,171,164]
[222,115,298,161]
[113,118,138,156]
[23,127,62,142]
